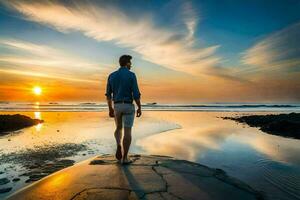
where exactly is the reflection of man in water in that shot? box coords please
[105,55,142,164]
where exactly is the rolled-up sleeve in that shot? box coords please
[105,75,112,99]
[132,74,141,100]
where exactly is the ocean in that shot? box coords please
[0,102,300,199]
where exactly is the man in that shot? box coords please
[105,55,142,164]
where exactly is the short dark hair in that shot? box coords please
[119,55,132,66]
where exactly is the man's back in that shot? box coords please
[105,55,142,164]
[105,67,140,102]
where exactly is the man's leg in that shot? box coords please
[114,112,123,160]
[122,104,135,163]
[123,127,132,162]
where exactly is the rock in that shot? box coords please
[0,187,12,193]
[0,114,43,135]
[0,178,10,185]
[160,192,180,200]
[143,193,164,200]
[72,189,130,200]
[0,171,3,175]
[25,175,45,183]
[90,160,106,165]
[159,159,215,177]
[7,155,263,200]
[21,160,76,184]
[21,171,43,177]
[28,165,39,169]
[56,159,75,166]
[223,113,300,139]
[131,155,161,166]
[88,150,94,154]
[12,178,20,182]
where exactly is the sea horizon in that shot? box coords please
[1,101,300,112]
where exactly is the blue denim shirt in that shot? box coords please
[105,67,141,101]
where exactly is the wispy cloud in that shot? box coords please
[0,39,109,70]
[0,68,99,83]
[181,1,199,44]
[241,22,300,75]
[2,0,221,76]
[0,39,112,83]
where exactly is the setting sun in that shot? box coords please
[33,86,42,96]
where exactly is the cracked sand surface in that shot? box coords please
[7,154,264,200]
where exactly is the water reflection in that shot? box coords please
[136,125,236,161]
[135,112,300,200]
[34,112,43,132]
[34,111,42,120]
[34,102,40,109]
[135,112,300,166]
[35,123,43,132]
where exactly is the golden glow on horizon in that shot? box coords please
[33,86,42,96]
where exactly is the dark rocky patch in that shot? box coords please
[12,178,20,182]
[223,112,300,139]
[0,143,87,164]
[0,143,87,183]
[0,187,12,193]
[0,114,43,135]
[0,178,10,185]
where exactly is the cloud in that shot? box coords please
[181,1,199,44]
[0,39,113,83]
[0,39,109,70]
[0,68,99,83]
[2,0,221,76]
[241,22,300,74]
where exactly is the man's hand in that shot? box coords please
[106,98,114,118]
[136,108,142,117]
[109,108,115,118]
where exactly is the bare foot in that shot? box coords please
[115,145,122,160]
[122,157,133,165]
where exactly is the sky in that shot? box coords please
[0,0,299,103]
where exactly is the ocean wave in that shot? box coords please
[0,102,299,112]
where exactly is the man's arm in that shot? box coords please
[132,74,142,117]
[106,97,114,117]
[105,75,114,117]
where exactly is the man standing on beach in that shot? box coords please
[105,55,142,164]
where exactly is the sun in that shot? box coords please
[33,86,42,96]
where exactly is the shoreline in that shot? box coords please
[1,102,300,113]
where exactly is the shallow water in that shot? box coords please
[0,111,300,200]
